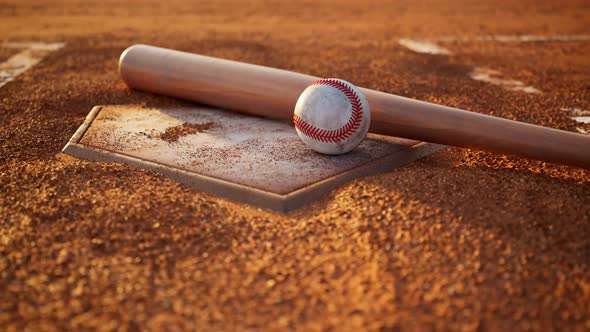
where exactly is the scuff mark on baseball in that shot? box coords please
[293,78,370,155]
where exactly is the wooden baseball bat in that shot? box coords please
[119,44,590,169]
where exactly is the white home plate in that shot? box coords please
[63,105,444,211]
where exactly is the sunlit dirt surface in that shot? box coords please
[0,0,589,330]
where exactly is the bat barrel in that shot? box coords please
[120,44,590,169]
[366,90,590,169]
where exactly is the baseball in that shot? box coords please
[293,78,370,155]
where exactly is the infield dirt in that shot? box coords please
[1,0,589,330]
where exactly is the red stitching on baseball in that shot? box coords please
[293,79,364,143]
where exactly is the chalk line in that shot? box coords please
[398,39,451,55]
[0,42,65,88]
[398,39,542,94]
[469,67,541,94]
[561,108,590,134]
[436,34,590,43]
[2,42,65,51]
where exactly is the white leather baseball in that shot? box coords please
[293,78,370,155]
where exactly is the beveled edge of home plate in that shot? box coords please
[63,106,445,212]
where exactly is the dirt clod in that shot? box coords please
[158,122,218,143]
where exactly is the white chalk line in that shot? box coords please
[399,36,589,134]
[469,67,541,94]
[561,108,590,130]
[561,108,590,135]
[398,34,590,93]
[572,117,590,124]
[398,38,451,55]
[398,34,590,55]
[398,38,542,94]
[2,42,65,51]
[436,34,590,43]
[0,42,64,88]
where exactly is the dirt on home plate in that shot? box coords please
[158,122,219,143]
[1,0,589,331]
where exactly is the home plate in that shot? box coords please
[63,105,444,211]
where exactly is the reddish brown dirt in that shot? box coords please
[158,122,218,143]
[0,48,15,63]
[0,0,589,331]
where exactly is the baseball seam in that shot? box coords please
[293,79,364,143]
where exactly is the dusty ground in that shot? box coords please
[1,0,589,330]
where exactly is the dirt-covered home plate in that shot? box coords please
[63,105,445,211]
